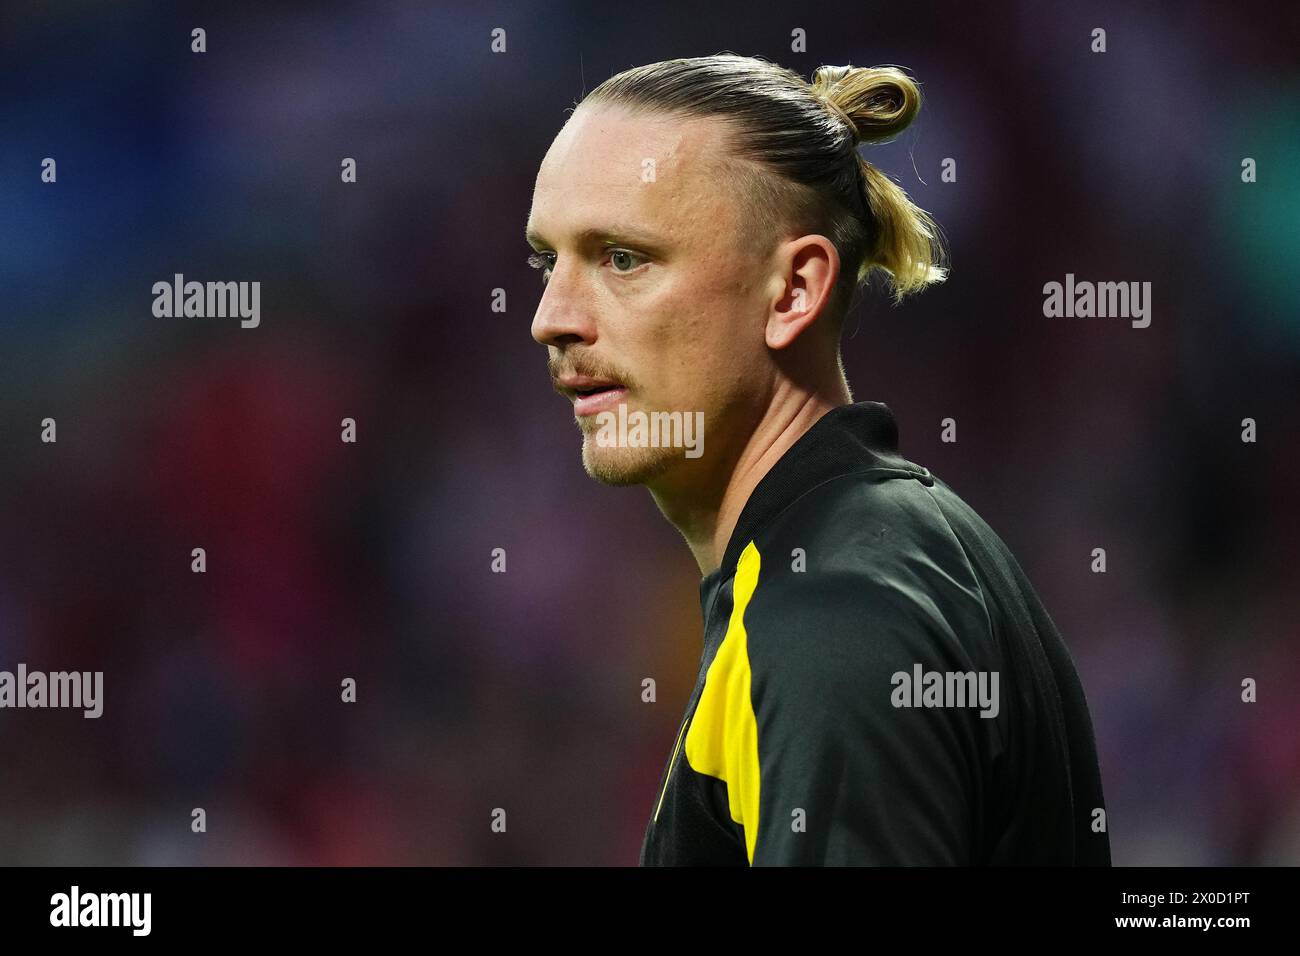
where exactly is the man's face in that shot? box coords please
[527,103,775,487]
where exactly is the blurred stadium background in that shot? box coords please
[1,0,1298,864]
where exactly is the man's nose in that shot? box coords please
[530,265,597,348]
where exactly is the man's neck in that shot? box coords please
[649,387,850,576]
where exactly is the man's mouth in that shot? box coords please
[573,384,618,397]
[559,375,629,416]
[573,385,629,416]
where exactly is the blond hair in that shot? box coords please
[582,54,948,317]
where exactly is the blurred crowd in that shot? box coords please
[1,1,1297,864]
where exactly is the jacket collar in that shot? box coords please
[705,401,934,591]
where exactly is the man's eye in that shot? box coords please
[528,249,646,284]
[527,252,555,284]
[607,249,646,273]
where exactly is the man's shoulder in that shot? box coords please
[733,466,1002,668]
[748,463,993,585]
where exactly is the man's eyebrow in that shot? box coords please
[525,225,670,251]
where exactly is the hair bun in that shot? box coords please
[811,64,923,144]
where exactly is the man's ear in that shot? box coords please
[764,235,840,350]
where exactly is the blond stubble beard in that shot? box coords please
[577,420,682,486]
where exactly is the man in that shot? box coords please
[526,54,1111,865]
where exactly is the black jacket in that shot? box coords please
[639,401,1111,865]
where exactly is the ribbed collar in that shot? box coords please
[699,401,933,610]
